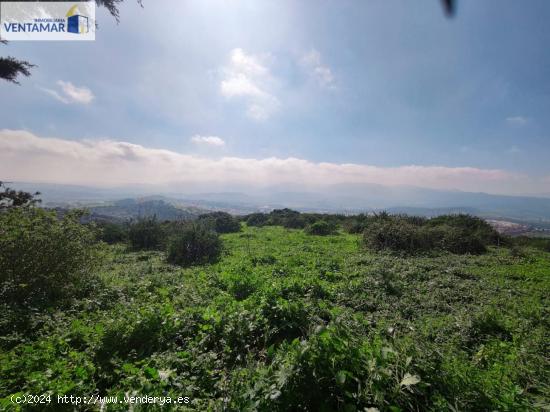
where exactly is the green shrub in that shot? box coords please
[257,325,423,411]
[198,211,241,233]
[512,236,550,252]
[0,208,101,307]
[363,217,487,255]
[437,225,487,254]
[246,212,269,227]
[128,216,164,250]
[342,217,368,234]
[281,215,307,229]
[167,223,222,267]
[426,214,501,245]
[268,209,307,229]
[342,212,410,234]
[363,219,431,253]
[509,244,527,258]
[305,220,337,236]
[97,222,128,244]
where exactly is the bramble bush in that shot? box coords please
[342,213,371,234]
[305,220,337,236]
[198,211,241,233]
[426,214,502,245]
[512,235,550,253]
[97,221,128,244]
[128,216,165,250]
[166,223,222,267]
[362,216,489,255]
[0,207,101,307]
[246,212,269,227]
[269,209,308,229]
[436,225,487,254]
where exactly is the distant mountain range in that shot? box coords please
[9,181,550,228]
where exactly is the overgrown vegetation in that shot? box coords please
[167,223,222,267]
[0,191,548,410]
[362,216,490,255]
[198,211,241,233]
[128,216,165,250]
[97,221,129,244]
[0,208,101,308]
[305,219,337,236]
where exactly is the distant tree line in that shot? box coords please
[242,208,507,254]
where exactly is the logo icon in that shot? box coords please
[66,5,89,34]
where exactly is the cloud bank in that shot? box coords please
[0,129,545,195]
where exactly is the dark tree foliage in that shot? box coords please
[0,181,41,209]
[425,214,502,245]
[512,236,550,252]
[342,213,371,234]
[246,212,269,227]
[362,215,490,255]
[167,223,222,267]
[0,57,35,84]
[305,220,337,236]
[128,216,165,250]
[0,208,100,307]
[245,209,343,230]
[97,221,128,244]
[96,0,125,21]
[198,211,241,233]
[269,209,307,229]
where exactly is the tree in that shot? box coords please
[128,216,165,250]
[305,220,337,236]
[0,0,141,83]
[0,207,101,307]
[198,211,241,233]
[246,212,269,227]
[0,181,41,209]
[167,223,222,267]
[0,55,34,84]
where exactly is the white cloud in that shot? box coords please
[191,135,225,147]
[220,48,279,120]
[300,49,336,89]
[42,81,94,104]
[506,116,528,126]
[0,129,543,195]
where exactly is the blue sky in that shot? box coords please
[1,0,549,195]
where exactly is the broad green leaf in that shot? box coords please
[400,373,421,387]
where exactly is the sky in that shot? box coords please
[1,0,549,196]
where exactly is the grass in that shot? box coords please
[1,225,549,411]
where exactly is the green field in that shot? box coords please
[1,225,549,411]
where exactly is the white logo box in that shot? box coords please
[1,2,95,41]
